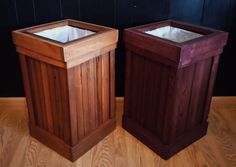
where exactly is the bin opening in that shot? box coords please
[34,25,95,43]
[145,26,203,43]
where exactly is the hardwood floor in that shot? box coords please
[0,97,236,167]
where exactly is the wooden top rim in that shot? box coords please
[12,19,117,47]
[124,20,228,47]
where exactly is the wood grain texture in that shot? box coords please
[123,20,228,159]
[13,19,118,161]
[0,97,236,167]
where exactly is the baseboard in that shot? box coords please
[1,96,235,109]
[0,97,27,111]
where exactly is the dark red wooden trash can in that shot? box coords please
[122,20,228,159]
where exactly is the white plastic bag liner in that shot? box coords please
[145,26,203,43]
[34,25,95,43]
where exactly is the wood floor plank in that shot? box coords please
[0,97,235,167]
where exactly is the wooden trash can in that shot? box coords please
[12,19,118,161]
[122,20,228,159]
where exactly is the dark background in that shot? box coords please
[0,0,235,97]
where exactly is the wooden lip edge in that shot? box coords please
[65,44,117,69]
[12,29,118,55]
[125,19,224,35]
[124,20,228,48]
[63,29,118,50]
[16,46,67,69]
[12,19,118,48]
[13,19,114,33]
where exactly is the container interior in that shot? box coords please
[34,25,95,43]
[145,26,203,43]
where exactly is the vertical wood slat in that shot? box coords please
[109,50,115,119]
[67,67,78,145]
[124,51,133,118]
[101,53,110,123]
[202,55,221,123]
[18,55,35,125]
[97,53,103,125]
[47,65,60,138]
[76,65,85,139]
[40,62,53,133]
[81,61,90,135]
[89,58,98,127]
[54,68,64,139]
[185,58,212,130]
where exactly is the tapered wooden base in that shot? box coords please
[123,117,207,160]
[30,119,116,161]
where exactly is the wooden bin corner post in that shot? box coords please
[12,19,118,161]
[122,20,228,160]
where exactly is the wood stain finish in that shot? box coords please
[12,19,118,161]
[122,20,228,159]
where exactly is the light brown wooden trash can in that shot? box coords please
[12,19,118,161]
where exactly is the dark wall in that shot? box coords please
[0,0,235,97]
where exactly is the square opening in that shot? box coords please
[145,26,203,43]
[34,25,95,43]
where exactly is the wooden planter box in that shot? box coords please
[122,20,228,159]
[12,19,118,161]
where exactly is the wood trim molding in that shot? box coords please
[1,96,235,111]
[0,97,27,112]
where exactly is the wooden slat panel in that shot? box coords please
[67,67,78,145]
[129,53,142,123]
[18,55,35,125]
[58,69,71,144]
[143,57,161,133]
[47,65,60,138]
[202,55,221,122]
[101,53,110,123]
[26,58,71,144]
[173,65,196,138]
[27,59,47,129]
[155,65,170,138]
[126,53,174,138]
[186,58,213,130]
